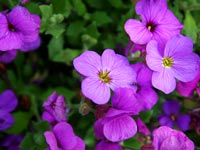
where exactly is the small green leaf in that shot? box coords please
[20,133,36,150]
[72,0,87,16]
[91,11,112,26]
[139,110,154,123]
[183,11,198,43]
[46,24,65,38]
[108,0,123,8]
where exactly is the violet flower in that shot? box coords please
[124,0,183,49]
[132,63,158,110]
[146,35,200,94]
[177,69,200,98]
[73,49,136,104]
[136,117,151,136]
[44,122,85,150]
[0,6,40,51]
[0,50,17,64]
[42,92,69,124]
[0,134,23,150]
[159,100,191,131]
[95,140,122,150]
[94,88,142,142]
[0,90,18,131]
[152,126,194,150]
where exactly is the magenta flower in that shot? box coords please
[124,0,183,48]
[152,126,194,150]
[73,49,136,104]
[0,6,40,51]
[43,92,69,124]
[0,50,17,63]
[44,122,85,150]
[94,88,142,142]
[0,134,23,150]
[159,100,191,131]
[136,117,151,136]
[177,69,200,98]
[146,35,200,94]
[95,140,122,150]
[0,90,18,131]
[132,63,158,110]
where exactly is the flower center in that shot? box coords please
[146,22,156,32]
[8,23,16,32]
[99,71,111,84]
[170,115,176,121]
[162,57,173,68]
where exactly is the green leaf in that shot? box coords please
[183,11,198,43]
[122,138,143,149]
[139,110,154,123]
[66,21,85,38]
[84,22,100,39]
[6,111,33,134]
[108,0,123,8]
[20,133,36,150]
[91,11,112,26]
[46,24,65,38]
[72,0,87,16]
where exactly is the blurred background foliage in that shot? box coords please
[0,0,199,149]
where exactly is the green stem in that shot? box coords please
[31,95,41,122]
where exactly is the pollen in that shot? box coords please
[162,57,173,68]
[99,71,111,84]
[170,115,176,121]
[147,25,152,31]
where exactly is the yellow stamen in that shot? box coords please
[99,71,111,84]
[147,25,152,31]
[171,115,176,121]
[162,57,173,68]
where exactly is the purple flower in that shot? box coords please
[124,0,183,49]
[44,122,85,150]
[0,134,23,150]
[136,117,151,136]
[177,69,200,98]
[132,63,158,110]
[0,6,40,51]
[73,49,136,104]
[95,140,122,150]
[0,90,18,131]
[159,100,191,131]
[152,126,194,150]
[94,88,142,142]
[43,92,68,124]
[0,50,17,63]
[146,35,200,94]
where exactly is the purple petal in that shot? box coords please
[152,70,176,94]
[124,19,152,44]
[73,51,101,77]
[171,53,199,82]
[96,141,122,150]
[136,117,151,135]
[82,77,110,104]
[163,100,180,115]
[0,111,14,131]
[94,119,105,140]
[159,115,174,128]
[42,111,56,125]
[44,131,59,150]
[103,115,137,142]
[0,13,8,39]
[111,88,142,114]
[160,135,184,150]
[0,90,18,112]
[146,40,163,72]
[136,87,158,110]
[20,37,41,52]
[176,114,191,131]
[53,122,77,150]
[73,136,85,150]
[0,50,18,64]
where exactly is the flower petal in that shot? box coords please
[0,111,14,131]
[53,122,77,150]
[146,40,163,72]
[94,119,104,140]
[124,19,152,44]
[0,13,8,39]
[96,141,122,150]
[176,114,191,131]
[0,50,18,64]
[44,131,59,150]
[103,115,137,142]
[0,90,18,112]
[162,100,180,115]
[159,115,174,128]
[82,77,110,104]
[73,51,101,77]
[152,70,176,94]
[73,136,85,150]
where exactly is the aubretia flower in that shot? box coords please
[136,117,151,136]
[159,100,191,131]
[73,49,136,104]
[42,92,69,124]
[0,90,18,131]
[0,50,17,63]
[94,88,142,142]
[0,134,23,150]
[177,69,200,98]
[152,126,194,150]
[95,140,122,150]
[0,6,40,51]
[124,0,183,49]
[44,122,85,150]
[132,63,158,110]
[146,35,200,94]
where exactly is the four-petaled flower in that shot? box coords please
[73,49,136,104]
